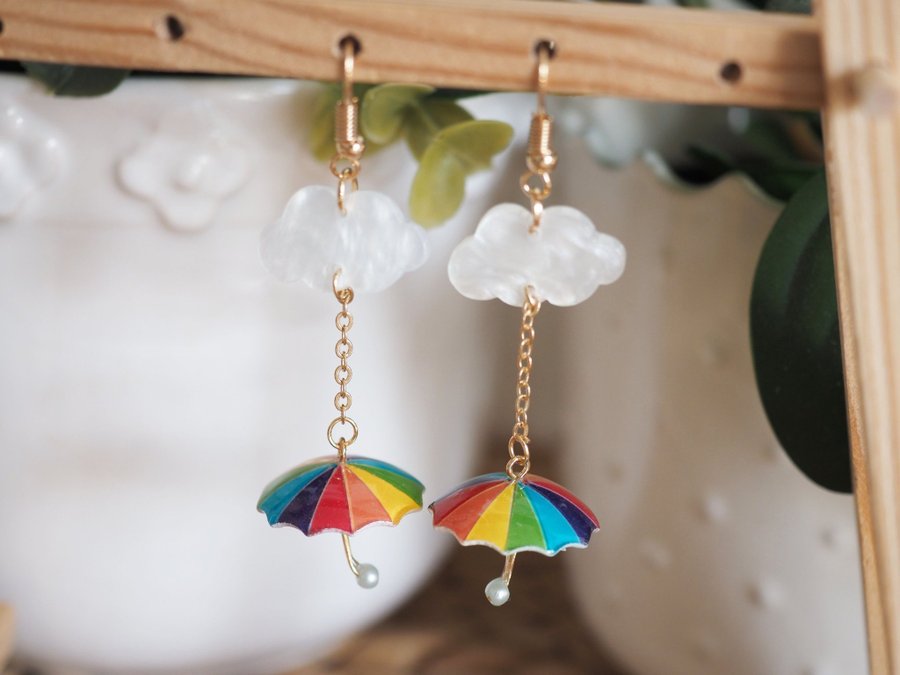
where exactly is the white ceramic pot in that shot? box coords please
[0,77,528,674]
[551,134,868,675]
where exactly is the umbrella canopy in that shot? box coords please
[429,472,599,555]
[258,455,424,535]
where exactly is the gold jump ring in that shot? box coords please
[328,417,359,450]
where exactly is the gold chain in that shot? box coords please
[328,271,359,460]
[507,286,542,479]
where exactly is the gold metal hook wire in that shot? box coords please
[332,36,365,213]
[521,41,557,232]
[341,38,356,102]
[536,42,551,115]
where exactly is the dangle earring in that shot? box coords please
[256,37,427,588]
[430,42,626,605]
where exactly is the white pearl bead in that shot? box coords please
[484,577,510,606]
[356,563,379,589]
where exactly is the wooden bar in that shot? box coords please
[0,0,822,109]
[820,0,900,672]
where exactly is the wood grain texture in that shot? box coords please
[0,0,822,109]
[820,0,900,672]
[0,605,12,670]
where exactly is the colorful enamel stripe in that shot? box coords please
[258,455,424,535]
[429,472,599,555]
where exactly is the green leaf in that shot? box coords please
[361,83,434,145]
[22,62,130,97]
[431,88,485,99]
[421,98,474,129]
[361,84,473,160]
[794,111,823,142]
[409,120,513,227]
[671,145,819,201]
[744,161,819,201]
[669,145,733,185]
[405,98,473,160]
[739,111,823,166]
[743,116,802,161]
[750,170,851,492]
[411,148,467,226]
[765,0,811,13]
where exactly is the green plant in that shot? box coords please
[22,62,130,96]
[750,170,849,492]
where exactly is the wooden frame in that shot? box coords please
[820,0,900,672]
[0,604,11,671]
[0,0,821,108]
[0,0,896,673]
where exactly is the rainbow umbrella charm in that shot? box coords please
[259,455,424,587]
[430,472,599,605]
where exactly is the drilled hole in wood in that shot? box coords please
[338,34,362,56]
[535,39,557,59]
[720,61,743,84]
[157,14,185,41]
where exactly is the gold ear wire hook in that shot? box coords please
[332,36,364,213]
[341,38,355,102]
[536,42,551,115]
[520,40,557,232]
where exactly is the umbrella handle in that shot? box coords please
[342,533,379,589]
[485,553,516,606]
[502,552,517,584]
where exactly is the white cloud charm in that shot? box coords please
[448,203,625,306]
[260,185,428,293]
